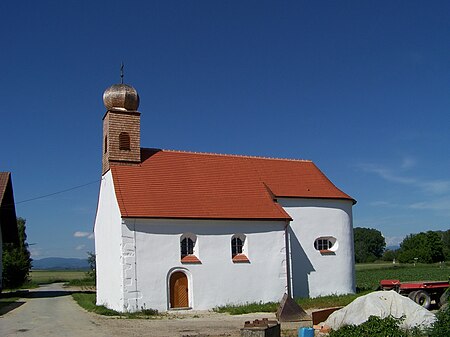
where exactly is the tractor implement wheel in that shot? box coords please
[408,290,418,301]
[414,290,431,310]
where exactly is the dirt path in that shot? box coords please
[1,283,310,337]
[98,310,307,337]
[0,283,110,337]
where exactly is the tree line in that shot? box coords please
[2,217,32,289]
[354,227,450,264]
[2,217,94,290]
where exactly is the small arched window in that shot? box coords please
[231,234,249,263]
[181,236,195,258]
[231,236,243,257]
[119,132,131,151]
[180,233,201,264]
[104,136,108,153]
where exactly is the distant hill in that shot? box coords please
[32,257,90,270]
[386,245,400,251]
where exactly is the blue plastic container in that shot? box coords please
[298,327,314,337]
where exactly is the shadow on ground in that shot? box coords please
[0,301,26,315]
[0,288,95,315]
[27,289,95,299]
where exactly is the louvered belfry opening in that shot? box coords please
[119,132,131,151]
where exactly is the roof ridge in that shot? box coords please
[142,147,311,163]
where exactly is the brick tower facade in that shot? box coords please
[102,84,141,174]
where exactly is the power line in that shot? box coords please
[13,178,102,206]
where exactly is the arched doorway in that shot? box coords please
[169,271,189,308]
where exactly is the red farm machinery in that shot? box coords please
[380,279,450,309]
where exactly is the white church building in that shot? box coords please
[94,82,356,312]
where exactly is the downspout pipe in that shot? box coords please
[134,219,138,311]
[277,220,309,322]
[284,220,292,298]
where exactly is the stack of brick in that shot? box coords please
[241,318,280,337]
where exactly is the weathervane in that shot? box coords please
[120,62,124,84]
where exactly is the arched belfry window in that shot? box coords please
[119,132,131,151]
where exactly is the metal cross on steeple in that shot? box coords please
[120,62,124,84]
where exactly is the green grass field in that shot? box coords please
[30,270,88,284]
[356,262,450,291]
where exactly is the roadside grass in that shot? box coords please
[72,293,159,318]
[214,301,279,315]
[72,293,120,316]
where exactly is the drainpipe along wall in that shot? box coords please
[284,220,293,297]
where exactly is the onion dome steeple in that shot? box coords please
[101,65,141,174]
[103,83,140,111]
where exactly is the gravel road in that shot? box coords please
[0,283,110,337]
[1,283,308,337]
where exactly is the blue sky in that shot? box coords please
[1,1,449,259]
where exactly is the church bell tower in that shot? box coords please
[102,83,141,174]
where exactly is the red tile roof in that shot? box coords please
[110,149,355,220]
[0,172,10,201]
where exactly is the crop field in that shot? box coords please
[30,270,87,284]
[356,263,450,291]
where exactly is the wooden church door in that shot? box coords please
[170,271,189,308]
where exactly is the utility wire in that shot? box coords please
[13,178,102,206]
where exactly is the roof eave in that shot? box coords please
[275,195,357,205]
[119,215,292,222]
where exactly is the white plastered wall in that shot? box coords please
[279,198,355,298]
[94,171,124,310]
[121,219,287,312]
